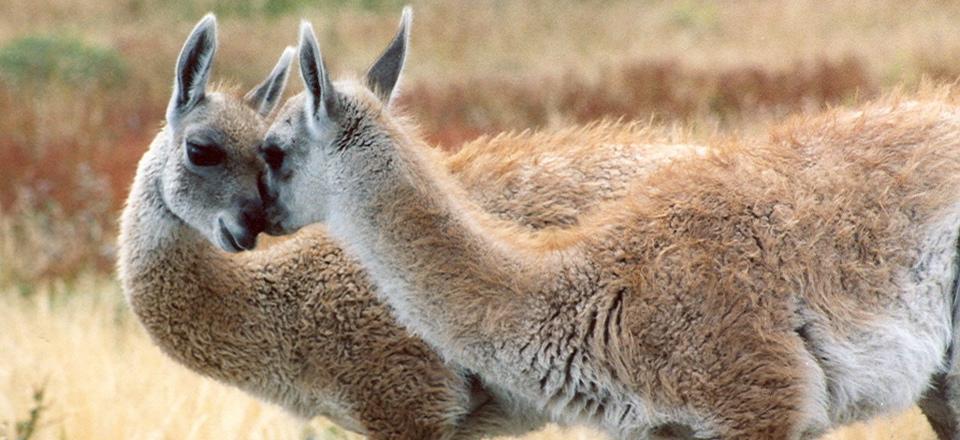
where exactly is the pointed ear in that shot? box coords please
[298,20,338,132]
[244,46,295,117]
[167,13,217,127]
[365,6,412,105]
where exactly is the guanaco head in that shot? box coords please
[259,8,412,235]
[155,14,294,251]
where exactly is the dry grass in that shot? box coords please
[0,280,937,440]
[5,0,960,282]
[400,56,872,148]
[0,278,318,440]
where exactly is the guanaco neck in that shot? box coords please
[119,146,245,301]
[117,144,273,386]
[325,125,571,373]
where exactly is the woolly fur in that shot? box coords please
[118,87,697,438]
[273,74,960,439]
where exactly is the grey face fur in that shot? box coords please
[260,8,411,234]
[159,14,294,252]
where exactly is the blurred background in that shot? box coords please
[0,0,956,438]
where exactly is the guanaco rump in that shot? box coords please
[259,7,960,439]
[117,13,707,440]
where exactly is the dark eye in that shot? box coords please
[259,141,285,171]
[186,141,226,167]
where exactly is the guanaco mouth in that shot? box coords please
[218,217,253,252]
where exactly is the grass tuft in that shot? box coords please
[14,383,47,440]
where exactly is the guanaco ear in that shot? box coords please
[167,13,217,128]
[244,46,295,117]
[298,20,338,133]
[365,6,411,105]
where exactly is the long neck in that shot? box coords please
[118,148,243,310]
[117,148,289,400]
[326,130,563,374]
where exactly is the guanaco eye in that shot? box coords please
[186,141,226,167]
[259,141,285,171]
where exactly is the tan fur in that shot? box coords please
[266,25,960,437]
[450,121,701,229]
[119,75,702,438]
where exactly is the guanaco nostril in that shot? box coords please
[260,143,285,171]
[241,203,267,236]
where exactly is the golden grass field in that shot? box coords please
[0,282,939,440]
[4,0,960,438]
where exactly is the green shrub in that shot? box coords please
[0,35,127,89]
